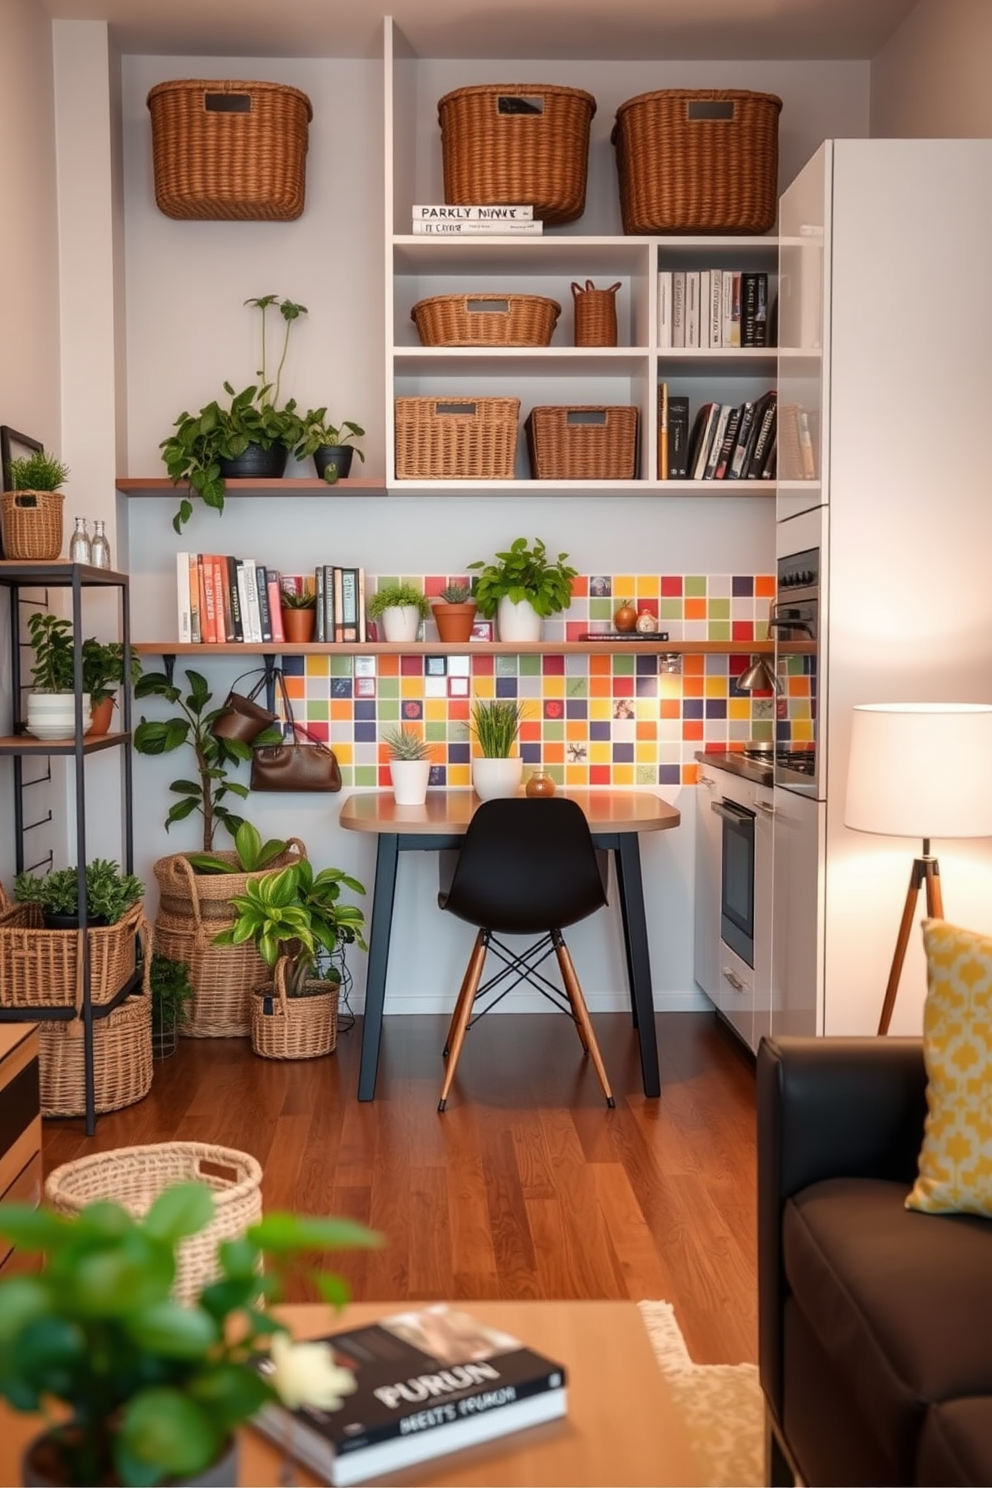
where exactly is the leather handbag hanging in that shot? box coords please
[210,669,279,744]
[249,670,342,793]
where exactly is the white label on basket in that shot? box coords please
[466,300,509,314]
[566,410,608,425]
[687,100,735,122]
[497,95,544,115]
[205,93,252,113]
[437,403,478,416]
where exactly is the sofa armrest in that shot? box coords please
[757,1035,928,1427]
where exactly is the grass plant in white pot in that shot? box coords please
[382,726,434,806]
[470,699,525,800]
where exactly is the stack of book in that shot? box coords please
[410,204,543,236]
[658,269,774,349]
[175,556,367,644]
[675,390,778,482]
[313,563,367,643]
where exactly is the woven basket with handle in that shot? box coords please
[251,959,339,1060]
[0,885,148,1010]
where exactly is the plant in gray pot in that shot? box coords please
[294,408,366,483]
[14,858,144,930]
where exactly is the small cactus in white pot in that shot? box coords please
[382,726,434,806]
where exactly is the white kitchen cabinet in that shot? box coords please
[693,769,723,1003]
[774,140,992,1037]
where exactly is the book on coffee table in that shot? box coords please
[250,1302,568,1486]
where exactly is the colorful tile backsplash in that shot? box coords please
[282,572,778,788]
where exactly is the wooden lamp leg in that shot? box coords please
[877,846,942,1036]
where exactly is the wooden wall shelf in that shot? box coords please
[132,640,775,658]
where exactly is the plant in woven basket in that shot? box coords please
[381,725,433,761]
[133,668,281,852]
[160,294,308,533]
[185,821,292,877]
[13,859,144,926]
[467,537,577,618]
[5,449,70,493]
[470,699,525,757]
[0,1182,380,1487]
[215,858,367,998]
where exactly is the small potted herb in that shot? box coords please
[367,581,431,643]
[82,637,141,736]
[431,581,478,643]
[470,699,525,800]
[381,725,434,806]
[467,536,577,643]
[293,408,366,483]
[5,449,70,494]
[280,585,318,643]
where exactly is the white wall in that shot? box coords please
[870,0,992,136]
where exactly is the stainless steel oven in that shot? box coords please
[769,541,820,797]
[712,795,756,968]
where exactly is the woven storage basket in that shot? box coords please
[0,489,64,560]
[395,397,520,480]
[438,83,596,226]
[154,840,306,922]
[526,405,639,480]
[147,79,312,221]
[411,294,561,348]
[251,965,339,1060]
[39,994,153,1119]
[44,1141,262,1305]
[0,890,146,1010]
[571,280,621,347]
[611,89,782,234]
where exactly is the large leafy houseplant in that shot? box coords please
[160,295,308,533]
[0,1182,379,1487]
[467,537,578,619]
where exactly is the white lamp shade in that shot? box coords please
[845,703,992,839]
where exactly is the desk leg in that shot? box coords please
[358,833,399,1101]
[614,835,661,1098]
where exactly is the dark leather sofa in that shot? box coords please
[757,1035,992,1487]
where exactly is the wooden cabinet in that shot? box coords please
[0,1025,42,1275]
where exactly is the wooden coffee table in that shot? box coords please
[0,1300,700,1487]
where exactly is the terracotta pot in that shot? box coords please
[85,695,115,736]
[432,602,477,643]
[282,607,316,643]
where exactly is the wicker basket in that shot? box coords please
[154,841,306,923]
[571,280,621,347]
[395,397,520,480]
[0,890,147,1010]
[251,964,339,1060]
[526,405,639,480]
[438,83,596,226]
[411,294,561,348]
[39,994,153,1119]
[147,79,312,221]
[611,89,782,235]
[0,489,64,560]
[44,1141,262,1305]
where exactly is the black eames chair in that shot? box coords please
[436,796,615,1112]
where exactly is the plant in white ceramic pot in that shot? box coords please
[25,611,90,740]
[467,537,577,642]
[367,581,431,643]
[382,726,434,806]
[470,699,525,800]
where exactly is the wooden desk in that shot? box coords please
[0,1301,699,1486]
[339,790,680,1102]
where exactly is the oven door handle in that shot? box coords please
[711,800,755,824]
[768,601,814,636]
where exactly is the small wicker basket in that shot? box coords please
[571,281,621,347]
[411,294,561,348]
[251,963,339,1060]
[526,405,639,480]
[44,1141,263,1305]
[147,79,312,221]
[0,889,147,1010]
[438,83,596,226]
[39,994,153,1119]
[611,89,782,235]
[0,489,64,560]
[395,397,520,480]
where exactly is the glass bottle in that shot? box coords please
[90,519,111,569]
[69,517,91,564]
[526,768,556,798]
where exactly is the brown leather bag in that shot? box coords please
[211,670,278,744]
[249,671,342,793]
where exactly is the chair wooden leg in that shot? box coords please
[439,932,487,1113]
[553,936,615,1108]
[443,932,486,1057]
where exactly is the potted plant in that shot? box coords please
[82,637,141,736]
[431,581,478,644]
[367,581,431,643]
[149,951,194,1057]
[280,586,318,644]
[0,1181,379,1487]
[159,294,308,533]
[294,408,366,483]
[470,699,525,799]
[381,725,434,806]
[467,537,578,643]
[13,858,144,929]
[5,448,70,495]
[25,610,90,740]
[216,857,367,1059]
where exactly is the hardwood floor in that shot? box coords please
[40,1010,758,1367]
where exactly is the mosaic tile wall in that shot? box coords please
[280,571,795,788]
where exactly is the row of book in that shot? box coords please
[175,556,368,644]
[658,269,774,350]
[657,386,777,481]
[409,203,543,236]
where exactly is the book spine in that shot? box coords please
[709,269,723,348]
[333,567,345,642]
[255,564,273,642]
[671,271,686,349]
[741,272,770,348]
[324,564,336,643]
[657,382,669,482]
[217,557,235,642]
[684,270,700,349]
[340,568,359,642]
[231,559,246,643]
[713,403,743,480]
[409,219,543,235]
[188,553,202,644]
[200,557,217,644]
[689,403,719,480]
[314,567,326,642]
[725,402,757,480]
[657,271,673,348]
[667,396,690,479]
[267,576,285,644]
[176,552,191,644]
[698,270,711,349]
[356,568,367,643]
[745,393,778,478]
[243,559,262,643]
[410,203,534,220]
[702,404,731,480]
[728,272,742,348]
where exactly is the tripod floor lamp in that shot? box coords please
[844,702,992,1035]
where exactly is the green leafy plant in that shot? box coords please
[133,669,280,852]
[381,725,433,761]
[159,294,308,533]
[26,611,75,691]
[6,449,69,491]
[14,859,144,924]
[467,537,578,619]
[279,587,317,609]
[293,408,366,482]
[82,638,142,705]
[0,1183,380,1487]
[367,581,431,621]
[149,952,194,1034]
[470,699,524,758]
[437,582,472,604]
[186,821,291,877]
[216,858,367,998]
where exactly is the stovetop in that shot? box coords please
[696,744,816,786]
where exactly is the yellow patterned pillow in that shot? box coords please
[907,919,992,1216]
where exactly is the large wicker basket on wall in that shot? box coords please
[611,89,782,235]
[147,79,313,221]
[438,83,597,226]
[152,840,306,1038]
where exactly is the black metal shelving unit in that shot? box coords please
[0,560,135,1134]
